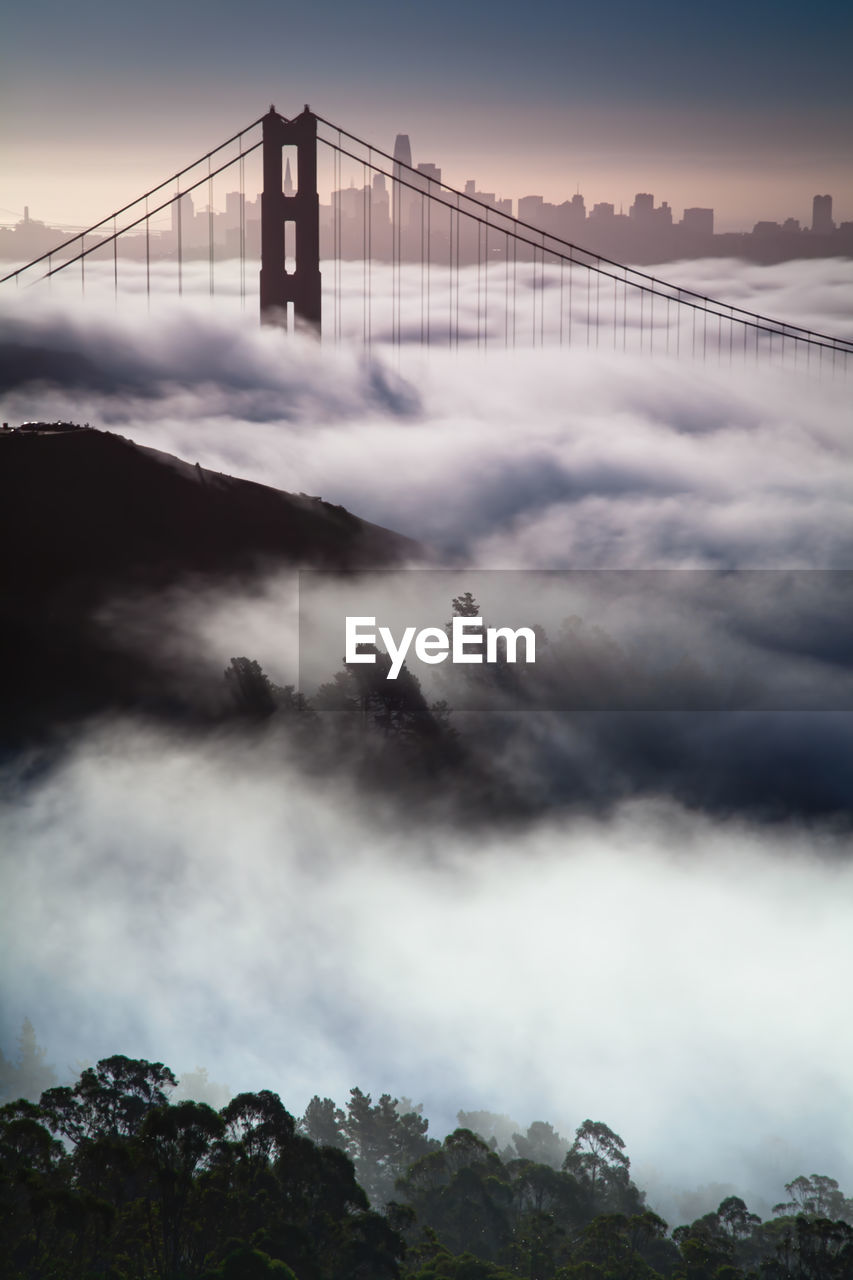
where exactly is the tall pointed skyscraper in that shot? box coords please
[284,158,295,197]
[392,134,415,238]
[393,134,412,167]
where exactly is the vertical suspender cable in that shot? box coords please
[535,232,540,348]
[177,181,183,297]
[484,222,489,350]
[392,155,398,347]
[531,245,536,347]
[586,259,591,347]
[502,230,507,348]
[448,205,453,349]
[336,133,341,342]
[728,305,734,364]
[477,220,482,349]
[595,265,600,348]
[512,234,517,348]
[363,148,371,350]
[208,157,214,298]
[568,252,573,346]
[422,186,427,348]
[420,192,425,345]
[239,148,246,311]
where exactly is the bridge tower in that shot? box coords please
[260,106,321,332]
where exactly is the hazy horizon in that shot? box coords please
[2,122,850,238]
[2,0,852,233]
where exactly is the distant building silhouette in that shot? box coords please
[812,194,834,234]
[393,133,416,235]
[682,208,714,235]
[629,193,655,225]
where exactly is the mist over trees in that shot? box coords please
[0,1019,57,1103]
[2,1040,852,1279]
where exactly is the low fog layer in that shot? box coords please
[1,722,852,1220]
[1,257,851,1223]
[2,258,851,568]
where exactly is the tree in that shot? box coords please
[40,1053,177,1143]
[221,1091,297,1169]
[456,1111,521,1156]
[773,1174,853,1225]
[299,1094,348,1150]
[0,1019,57,1103]
[341,1087,438,1207]
[206,1245,299,1280]
[398,1132,513,1265]
[510,1122,571,1170]
[138,1099,226,1279]
[716,1196,761,1242]
[450,593,481,619]
[1,1061,407,1280]
[758,1215,853,1280]
[224,656,279,718]
[315,645,447,742]
[562,1121,637,1213]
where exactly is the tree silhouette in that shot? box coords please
[562,1120,635,1212]
[0,1019,57,1103]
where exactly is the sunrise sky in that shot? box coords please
[3,0,852,233]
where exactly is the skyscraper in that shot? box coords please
[812,194,834,234]
[393,134,415,232]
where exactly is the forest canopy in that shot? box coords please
[2,1032,851,1280]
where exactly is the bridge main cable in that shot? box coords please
[314,112,853,356]
[0,114,270,286]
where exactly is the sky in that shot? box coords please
[2,0,853,230]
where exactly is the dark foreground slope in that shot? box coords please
[0,427,419,742]
[0,427,418,588]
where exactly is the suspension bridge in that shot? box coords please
[3,107,851,373]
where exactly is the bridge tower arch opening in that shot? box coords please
[260,105,321,333]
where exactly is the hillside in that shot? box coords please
[0,425,420,741]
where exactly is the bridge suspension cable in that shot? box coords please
[2,106,850,375]
[0,114,268,302]
[313,113,852,370]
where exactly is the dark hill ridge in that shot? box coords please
[0,427,419,596]
[0,427,419,743]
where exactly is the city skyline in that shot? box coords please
[2,117,847,230]
[2,0,851,232]
[2,122,850,241]
[2,121,848,273]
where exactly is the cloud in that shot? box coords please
[2,258,850,569]
[1,719,852,1220]
[1,254,851,1224]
